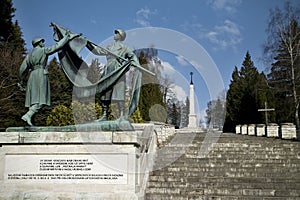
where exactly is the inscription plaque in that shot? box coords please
[4,154,128,184]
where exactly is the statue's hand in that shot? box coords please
[17,82,26,92]
[125,53,132,60]
[70,33,82,40]
[50,22,56,27]
[65,30,81,40]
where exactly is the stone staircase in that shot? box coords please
[145,130,300,199]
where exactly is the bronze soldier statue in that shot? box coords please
[18,29,78,126]
[88,29,140,121]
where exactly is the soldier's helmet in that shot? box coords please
[32,37,45,47]
[114,29,126,41]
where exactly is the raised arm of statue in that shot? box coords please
[44,31,79,55]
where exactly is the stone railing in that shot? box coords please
[235,123,298,140]
[151,122,176,145]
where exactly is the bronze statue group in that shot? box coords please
[18,23,148,128]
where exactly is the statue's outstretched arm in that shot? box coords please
[45,31,80,55]
[86,41,108,56]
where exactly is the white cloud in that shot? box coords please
[160,61,174,75]
[205,20,242,50]
[216,20,240,35]
[90,19,97,24]
[207,0,241,14]
[180,16,242,50]
[190,60,203,69]
[176,55,189,66]
[171,85,187,102]
[181,21,203,33]
[159,60,189,102]
[135,7,157,27]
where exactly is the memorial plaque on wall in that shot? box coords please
[4,154,128,184]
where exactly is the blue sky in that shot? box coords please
[12,0,299,123]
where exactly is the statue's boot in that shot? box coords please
[97,102,109,121]
[21,104,41,126]
[21,110,35,126]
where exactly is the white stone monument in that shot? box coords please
[280,123,297,139]
[266,123,279,138]
[256,124,266,137]
[241,125,248,135]
[235,125,241,134]
[247,124,256,136]
[188,72,197,128]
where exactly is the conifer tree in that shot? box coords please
[238,52,261,124]
[180,97,190,128]
[224,52,272,132]
[136,49,165,122]
[0,0,26,129]
[265,7,300,127]
[0,0,25,52]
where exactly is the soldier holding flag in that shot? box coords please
[18,28,78,126]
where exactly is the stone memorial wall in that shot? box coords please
[0,123,162,200]
[235,123,298,140]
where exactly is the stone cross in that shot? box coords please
[190,72,193,85]
[258,101,275,125]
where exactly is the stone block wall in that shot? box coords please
[235,123,298,140]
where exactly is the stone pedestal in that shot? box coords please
[0,124,157,200]
[235,125,241,134]
[241,125,248,135]
[247,124,255,136]
[256,124,265,137]
[188,114,197,128]
[266,123,279,138]
[280,123,297,139]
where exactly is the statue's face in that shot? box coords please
[39,41,45,47]
[114,33,121,41]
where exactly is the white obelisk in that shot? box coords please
[188,72,197,128]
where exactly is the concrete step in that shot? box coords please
[145,132,300,199]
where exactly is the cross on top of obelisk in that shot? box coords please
[190,72,193,85]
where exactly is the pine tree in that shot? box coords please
[256,72,276,124]
[136,50,166,122]
[0,44,26,129]
[264,2,300,129]
[181,97,190,128]
[223,67,242,132]
[0,0,26,129]
[267,20,300,125]
[206,98,225,130]
[170,103,179,127]
[87,58,102,84]
[0,0,25,52]
[239,52,261,124]
[223,52,271,132]
[166,96,182,128]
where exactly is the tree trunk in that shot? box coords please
[290,56,299,130]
